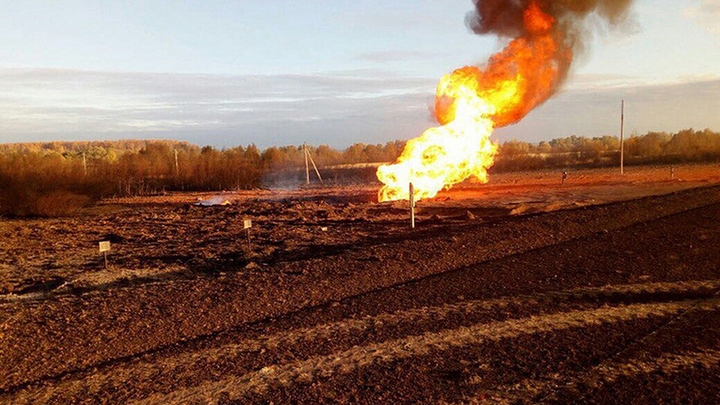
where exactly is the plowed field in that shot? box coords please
[1,163,720,404]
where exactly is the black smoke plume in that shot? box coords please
[467,0,635,40]
[463,0,636,126]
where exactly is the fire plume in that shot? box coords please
[377,0,582,203]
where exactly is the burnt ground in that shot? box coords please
[1,164,720,404]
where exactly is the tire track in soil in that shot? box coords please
[7,280,719,404]
[544,299,720,404]
[447,349,720,405]
[7,280,720,403]
[133,299,720,404]
[444,293,720,404]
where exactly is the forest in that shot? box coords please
[1,128,719,216]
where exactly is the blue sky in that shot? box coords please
[1,0,719,148]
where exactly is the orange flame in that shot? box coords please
[377,1,568,202]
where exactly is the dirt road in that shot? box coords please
[1,180,720,403]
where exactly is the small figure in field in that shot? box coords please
[561,171,568,185]
[670,166,675,180]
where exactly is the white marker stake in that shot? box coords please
[244,219,253,251]
[99,241,111,269]
[409,182,415,229]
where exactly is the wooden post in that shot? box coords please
[174,149,179,177]
[304,143,310,185]
[306,146,323,184]
[244,219,252,251]
[99,241,111,269]
[83,151,88,176]
[409,182,415,229]
[302,144,323,184]
[620,100,625,175]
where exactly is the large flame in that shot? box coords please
[377,1,568,202]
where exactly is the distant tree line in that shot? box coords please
[1,129,719,216]
[0,139,405,216]
[493,128,720,172]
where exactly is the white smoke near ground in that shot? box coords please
[194,196,232,206]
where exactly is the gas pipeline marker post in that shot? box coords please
[244,219,253,251]
[409,182,416,229]
[99,241,111,269]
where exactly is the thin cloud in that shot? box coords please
[567,73,649,91]
[1,69,718,149]
[356,50,435,63]
[496,78,720,142]
[685,0,720,34]
[0,69,434,147]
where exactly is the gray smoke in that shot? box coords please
[467,0,635,42]
[463,0,637,127]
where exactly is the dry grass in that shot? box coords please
[34,190,92,217]
[0,188,93,218]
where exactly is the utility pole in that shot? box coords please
[303,143,323,185]
[620,100,625,175]
[174,149,179,177]
[82,151,88,176]
[304,143,310,185]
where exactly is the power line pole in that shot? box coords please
[620,100,625,175]
[82,151,88,176]
[302,143,324,185]
[304,143,310,185]
[307,147,323,184]
[174,149,179,177]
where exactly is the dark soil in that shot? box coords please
[1,179,720,404]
